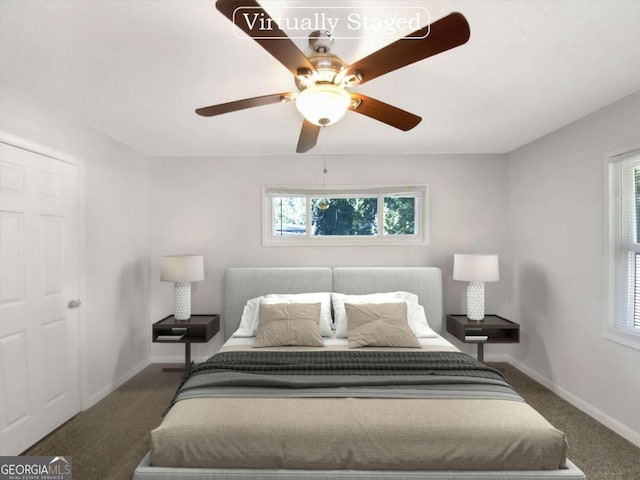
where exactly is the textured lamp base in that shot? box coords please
[466,282,485,320]
[174,282,192,320]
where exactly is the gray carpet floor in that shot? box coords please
[23,362,640,480]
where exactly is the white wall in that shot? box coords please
[149,153,511,361]
[508,91,640,445]
[0,80,151,407]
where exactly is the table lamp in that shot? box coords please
[160,255,204,320]
[453,254,499,321]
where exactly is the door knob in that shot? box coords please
[68,299,82,309]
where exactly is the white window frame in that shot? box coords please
[262,184,429,247]
[606,146,640,350]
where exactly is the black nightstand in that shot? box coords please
[446,314,519,362]
[152,314,219,372]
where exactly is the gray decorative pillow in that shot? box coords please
[253,303,324,347]
[346,302,421,349]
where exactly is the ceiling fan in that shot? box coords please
[196,0,471,153]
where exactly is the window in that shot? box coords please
[608,149,640,348]
[263,185,428,246]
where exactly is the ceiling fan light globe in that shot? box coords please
[296,84,351,127]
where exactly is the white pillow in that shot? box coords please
[332,291,437,338]
[232,296,262,337]
[409,305,438,338]
[232,293,333,338]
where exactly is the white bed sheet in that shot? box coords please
[224,333,457,349]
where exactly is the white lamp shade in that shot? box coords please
[453,254,499,282]
[160,255,204,283]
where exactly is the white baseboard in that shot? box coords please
[505,355,640,448]
[483,353,511,362]
[83,358,150,410]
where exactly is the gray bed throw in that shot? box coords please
[169,351,520,406]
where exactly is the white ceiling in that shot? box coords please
[0,0,639,156]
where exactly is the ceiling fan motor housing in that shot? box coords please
[295,31,348,91]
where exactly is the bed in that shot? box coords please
[134,267,586,480]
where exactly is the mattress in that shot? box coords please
[150,336,568,471]
[223,334,458,349]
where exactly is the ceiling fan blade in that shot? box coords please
[216,0,315,76]
[345,12,470,85]
[349,93,421,131]
[296,120,321,153]
[195,92,293,117]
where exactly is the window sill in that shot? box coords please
[602,327,640,351]
[263,237,429,247]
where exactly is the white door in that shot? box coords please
[0,142,81,455]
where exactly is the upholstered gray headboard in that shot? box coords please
[332,267,443,334]
[223,268,332,340]
[223,267,443,341]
